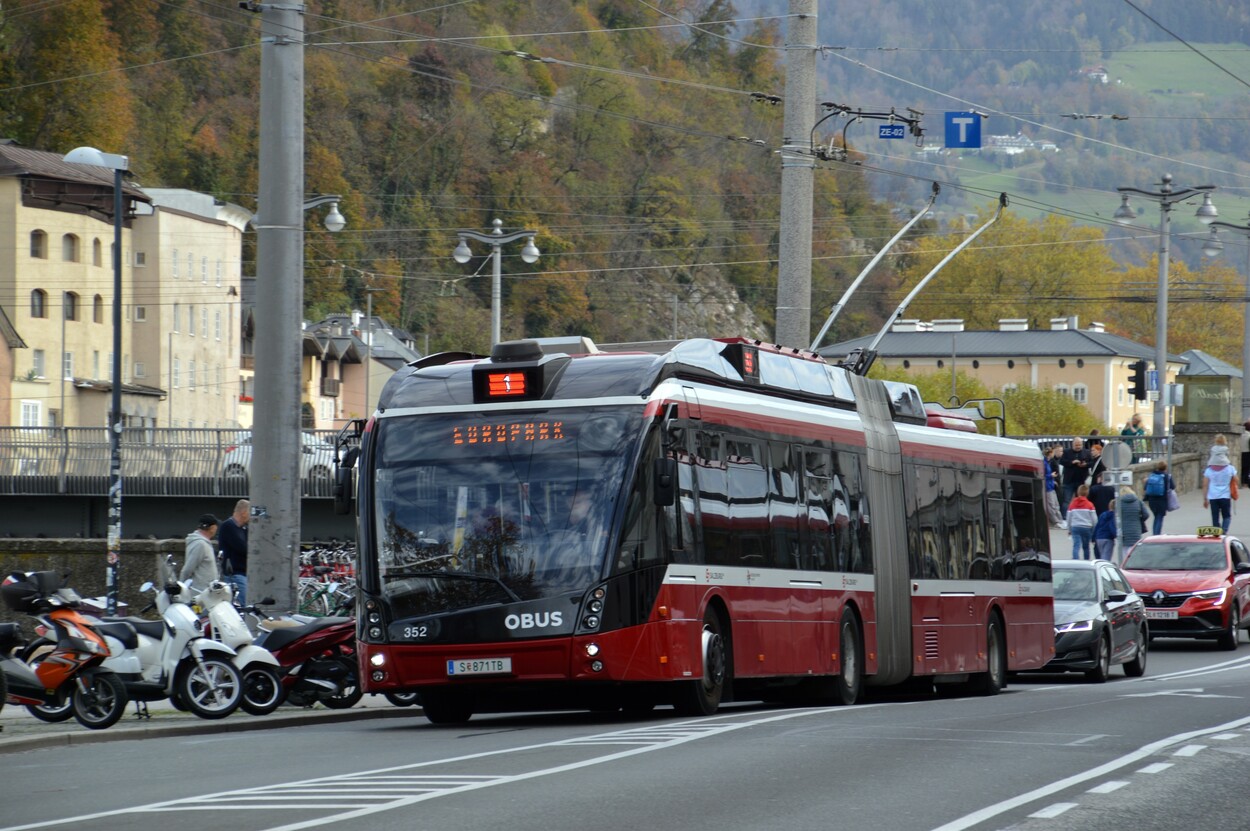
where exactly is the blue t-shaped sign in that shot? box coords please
[944,112,981,148]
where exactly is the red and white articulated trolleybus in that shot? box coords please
[342,337,1053,723]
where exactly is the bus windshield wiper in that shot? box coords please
[383,570,522,602]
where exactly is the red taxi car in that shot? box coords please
[1120,527,1250,650]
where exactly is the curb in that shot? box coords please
[0,704,418,755]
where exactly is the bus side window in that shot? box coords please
[802,448,834,571]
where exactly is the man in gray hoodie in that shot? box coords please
[181,513,220,588]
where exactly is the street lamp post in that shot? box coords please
[452,219,540,347]
[1203,215,1250,423]
[1114,174,1218,440]
[64,146,129,615]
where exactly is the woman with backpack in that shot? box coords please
[1144,460,1173,536]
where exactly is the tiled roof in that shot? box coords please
[819,329,1185,362]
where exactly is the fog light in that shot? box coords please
[367,612,382,624]
[590,660,604,672]
[589,599,603,613]
[371,670,386,682]
[584,615,600,629]
[585,643,601,657]
[369,652,386,667]
[368,626,383,639]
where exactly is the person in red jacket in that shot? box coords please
[1067,484,1097,560]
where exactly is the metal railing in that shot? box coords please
[0,427,345,498]
[1015,434,1168,465]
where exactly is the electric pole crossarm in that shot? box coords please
[810,182,939,351]
[845,193,1008,376]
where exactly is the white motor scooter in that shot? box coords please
[196,581,285,715]
[95,574,244,719]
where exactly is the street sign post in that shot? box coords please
[944,112,981,148]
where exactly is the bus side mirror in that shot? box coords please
[333,466,355,515]
[653,457,676,506]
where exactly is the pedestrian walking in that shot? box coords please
[1117,486,1149,553]
[1093,509,1116,561]
[1067,484,1097,560]
[1203,455,1237,533]
[1143,460,1174,536]
[1088,470,1116,516]
[1043,445,1065,529]
[217,499,250,605]
[181,513,220,588]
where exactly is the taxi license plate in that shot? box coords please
[447,658,512,676]
[1145,610,1178,620]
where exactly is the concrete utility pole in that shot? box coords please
[774,0,817,349]
[248,0,305,613]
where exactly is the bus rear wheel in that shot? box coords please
[833,611,862,705]
[674,607,727,716]
[968,614,1006,696]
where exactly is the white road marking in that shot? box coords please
[1086,781,1128,794]
[1027,803,1076,819]
[1066,734,1108,746]
[1211,733,1240,741]
[1137,762,1173,774]
[1172,744,1206,757]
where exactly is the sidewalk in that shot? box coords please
[1048,484,1247,562]
[0,693,417,755]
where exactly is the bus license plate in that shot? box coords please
[447,657,512,676]
[1145,610,1178,620]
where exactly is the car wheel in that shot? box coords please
[1085,634,1111,683]
[1219,604,1241,651]
[1123,625,1148,677]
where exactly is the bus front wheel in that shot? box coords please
[968,614,1006,696]
[833,611,862,705]
[674,607,727,716]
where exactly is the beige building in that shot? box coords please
[0,143,247,429]
[135,189,249,429]
[821,317,1182,432]
[0,142,158,429]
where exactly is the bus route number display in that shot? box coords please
[452,421,566,446]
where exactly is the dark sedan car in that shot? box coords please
[1044,559,1148,682]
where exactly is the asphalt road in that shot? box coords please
[3,488,1248,831]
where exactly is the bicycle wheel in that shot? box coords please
[296,582,329,616]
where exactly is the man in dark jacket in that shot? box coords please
[217,499,250,605]
[1060,437,1092,515]
[1088,470,1117,516]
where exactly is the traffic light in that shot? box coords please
[1128,360,1147,401]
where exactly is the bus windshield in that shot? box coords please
[371,407,643,616]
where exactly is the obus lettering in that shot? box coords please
[504,611,563,630]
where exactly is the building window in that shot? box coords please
[173,358,180,388]
[1117,385,1125,406]
[1055,384,1070,397]
[1058,359,1067,369]
[63,292,79,321]
[187,252,194,283]
[1007,359,1015,369]
[93,294,104,324]
[1072,384,1088,404]
[902,360,911,369]
[93,351,100,379]
[134,361,146,379]
[1003,383,1018,394]
[216,365,221,394]
[30,289,47,319]
[215,260,222,286]
[1076,358,1085,368]
[201,256,208,284]
[936,360,944,369]
[172,303,180,332]
[134,251,146,267]
[172,249,179,278]
[62,351,74,381]
[201,307,208,338]
[61,234,79,262]
[93,238,102,267]
[971,360,980,369]
[107,352,114,382]
[188,360,196,390]
[214,311,222,341]
[30,230,47,258]
[134,306,147,322]
[32,349,46,379]
[20,400,42,427]
[188,305,196,336]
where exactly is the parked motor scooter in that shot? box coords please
[197,580,285,715]
[0,571,129,729]
[245,604,363,709]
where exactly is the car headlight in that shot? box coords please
[1193,587,1228,604]
[1055,620,1094,634]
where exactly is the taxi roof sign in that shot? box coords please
[1196,525,1224,538]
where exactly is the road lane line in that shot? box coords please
[1172,744,1206,756]
[1087,781,1127,794]
[1027,803,1076,818]
[1137,762,1172,774]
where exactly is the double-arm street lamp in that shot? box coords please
[453,219,539,347]
[63,145,129,615]
[1114,174,1218,439]
[1202,214,1250,422]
